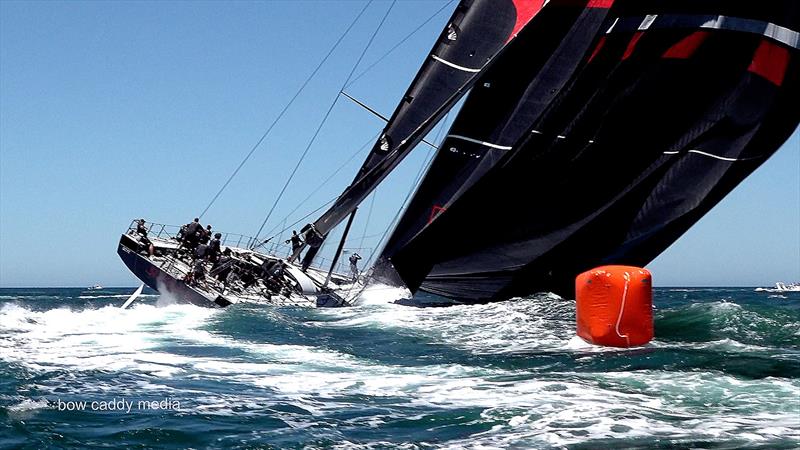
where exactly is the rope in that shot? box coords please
[250,196,338,251]
[252,0,398,245]
[615,271,631,347]
[198,1,374,219]
[345,0,457,89]
[358,187,377,249]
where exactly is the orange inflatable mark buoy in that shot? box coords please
[575,265,653,347]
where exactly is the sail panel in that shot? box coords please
[379,0,617,262]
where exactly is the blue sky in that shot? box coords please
[1,0,798,288]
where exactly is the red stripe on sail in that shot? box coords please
[550,0,613,8]
[509,0,546,41]
[587,36,607,63]
[662,31,710,59]
[748,40,790,86]
[587,0,614,8]
[622,31,644,61]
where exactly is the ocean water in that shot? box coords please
[0,287,798,449]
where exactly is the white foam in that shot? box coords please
[317,292,577,355]
[2,294,798,446]
[0,301,216,377]
[7,398,50,413]
[350,282,411,306]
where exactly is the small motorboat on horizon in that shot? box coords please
[755,282,800,293]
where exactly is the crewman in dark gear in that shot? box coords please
[285,230,304,259]
[135,219,155,256]
[209,232,222,262]
[183,218,203,250]
[200,225,212,245]
[349,252,362,281]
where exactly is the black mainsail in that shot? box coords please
[298,0,546,268]
[384,0,800,300]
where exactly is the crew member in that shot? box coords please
[190,259,205,284]
[285,230,304,258]
[136,219,148,236]
[260,258,276,278]
[209,232,222,262]
[200,225,212,245]
[211,248,234,284]
[183,218,203,251]
[194,243,210,260]
[349,252,362,281]
[271,260,286,279]
[135,219,155,256]
[264,260,287,292]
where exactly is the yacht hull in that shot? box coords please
[117,235,231,308]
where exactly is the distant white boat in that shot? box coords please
[755,282,800,292]
[774,282,800,292]
[87,285,104,291]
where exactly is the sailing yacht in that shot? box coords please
[119,0,800,307]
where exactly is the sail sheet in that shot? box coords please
[310,0,545,238]
[387,0,800,300]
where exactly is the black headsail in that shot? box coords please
[387,0,800,300]
[378,0,618,266]
[298,0,546,268]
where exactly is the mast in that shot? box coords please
[323,209,357,288]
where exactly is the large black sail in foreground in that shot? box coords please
[385,0,800,301]
[380,0,618,263]
[306,0,545,244]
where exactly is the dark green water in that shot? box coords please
[0,287,798,449]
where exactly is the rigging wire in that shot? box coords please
[341,112,452,304]
[252,0,398,245]
[358,187,377,250]
[261,131,380,240]
[250,195,338,251]
[345,0,457,89]
[198,1,374,219]
[362,110,451,269]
